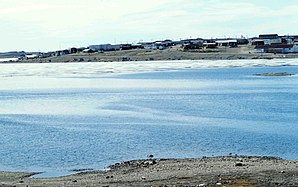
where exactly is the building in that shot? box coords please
[140,42,165,50]
[39,52,55,58]
[258,34,282,45]
[160,39,174,47]
[70,47,78,54]
[82,48,95,53]
[25,54,38,59]
[236,38,249,45]
[89,44,121,51]
[183,42,203,50]
[131,44,143,49]
[203,42,217,49]
[216,40,238,47]
[255,44,294,53]
[140,42,158,50]
[181,38,204,45]
[252,39,265,46]
[120,44,133,50]
[287,39,298,53]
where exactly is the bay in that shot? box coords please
[0,61,297,177]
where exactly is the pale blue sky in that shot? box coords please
[1,0,298,52]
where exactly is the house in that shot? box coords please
[140,42,165,50]
[131,44,143,49]
[216,40,238,47]
[203,42,217,49]
[183,42,203,50]
[120,44,133,50]
[172,40,183,45]
[70,47,78,54]
[120,44,143,50]
[140,42,157,50]
[39,52,55,58]
[55,50,70,56]
[255,44,293,53]
[82,48,95,53]
[89,44,121,51]
[280,35,298,44]
[259,34,282,45]
[181,38,204,45]
[154,41,166,49]
[287,39,298,53]
[159,39,174,47]
[252,39,265,46]
[236,38,249,45]
[25,54,38,59]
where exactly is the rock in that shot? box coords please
[216,182,223,186]
[147,154,154,158]
[281,170,285,173]
[198,183,207,187]
[235,162,244,166]
[144,160,156,166]
[254,72,294,77]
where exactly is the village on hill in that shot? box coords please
[2,33,298,63]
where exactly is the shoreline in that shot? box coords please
[1,155,298,186]
[3,46,298,64]
[0,58,297,79]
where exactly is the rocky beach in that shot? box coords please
[0,156,297,187]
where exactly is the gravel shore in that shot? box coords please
[1,156,298,187]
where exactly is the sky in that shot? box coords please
[1,0,298,52]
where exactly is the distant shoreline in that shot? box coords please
[1,155,297,186]
[2,46,298,64]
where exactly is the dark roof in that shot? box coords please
[259,34,278,36]
[259,34,279,39]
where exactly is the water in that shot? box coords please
[0,62,297,178]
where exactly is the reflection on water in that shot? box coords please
[0,64,297,177]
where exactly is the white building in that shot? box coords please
[259,34,282,45]
[286,40,298,53]
[142,43,164,50]
[215,40,238,47]
[89,44,121,51]
[26,54,38,59]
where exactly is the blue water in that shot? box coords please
[0,66,297,177]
